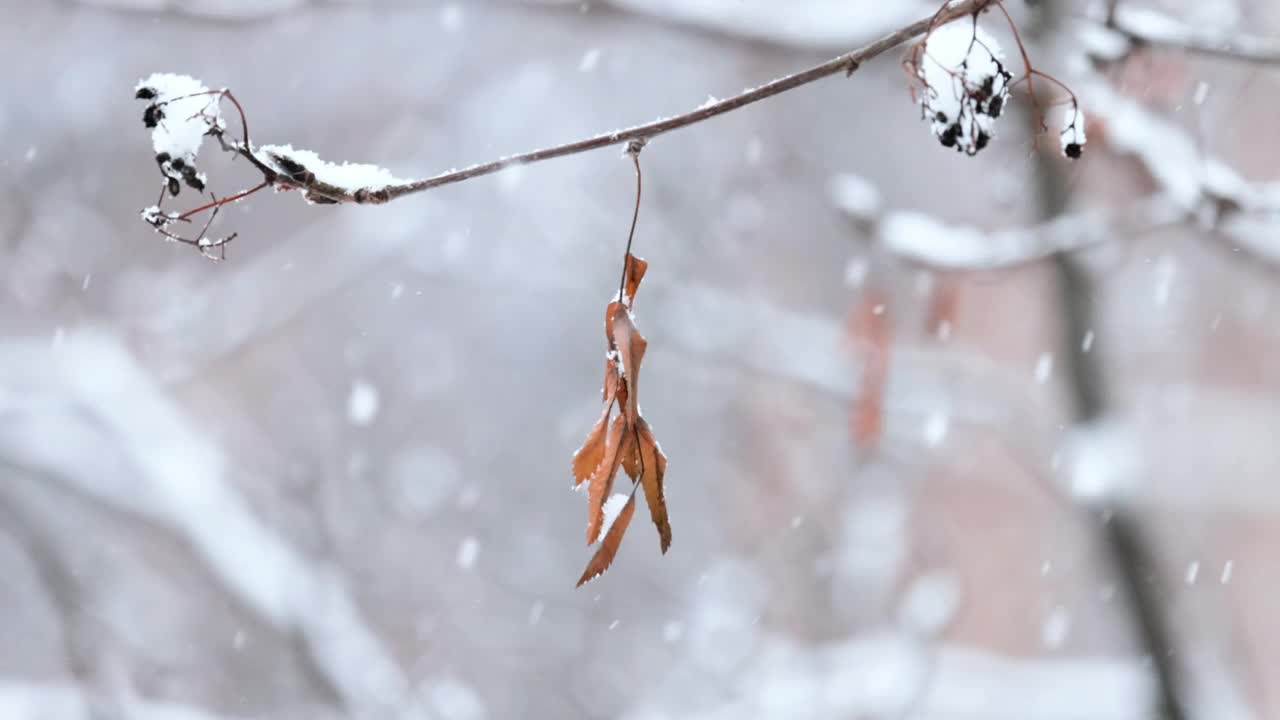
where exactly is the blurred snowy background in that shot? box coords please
[1,0,1278,718]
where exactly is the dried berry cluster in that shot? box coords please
[134,75,247,259]
[915,23,1013,156]
[908,15,1086,160]
[926,67,1011,154]
[571,255,672,586]
[135,74,225,198]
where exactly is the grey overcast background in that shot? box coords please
[1,0,1278,718]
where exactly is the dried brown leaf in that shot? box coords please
[611,309,648,427]
[586,415,629,545]
[602,355,619,403]
[635,417,672,553]
[604,301,620,348]
[602,255,648,348]
[621,254,648,303]
[571,406,610,487]
[621,427,641,481]
[576,492,637,587]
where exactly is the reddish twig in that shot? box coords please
[176,180,270,222]
[988,1,1083,135]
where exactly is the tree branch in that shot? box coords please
[1105,4,1280,66]
[379,0,997,200]
[145,0,994,216]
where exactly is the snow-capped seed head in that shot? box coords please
[1060,104,1087,160]
[135,73,223,197]
[916,21,1012,156]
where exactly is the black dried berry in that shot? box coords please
[170,157,186,171]
[143,104,164,128]
[935,111,947,123]
[978,76,995,99]
[1064,142,1082,159]
[180,165,201,190]
[167,177,181,197]
[988,96,1003,118]
[975,130,990,151]
[135,87,157,100]
[155,152,171,166]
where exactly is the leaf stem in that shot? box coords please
[616,145,643,306]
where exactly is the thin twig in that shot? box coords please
[177,180,270,222]
[616,142,644,304]
[369,0,997,202]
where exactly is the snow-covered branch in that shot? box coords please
[1105,4,1280,66]
[840,9,1280,273]
[0,332,425,718]
[1069,19,1280,264]
[830,173,1188,271]
[0,679,247,720]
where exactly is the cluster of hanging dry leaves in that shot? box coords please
[571,255,672,586]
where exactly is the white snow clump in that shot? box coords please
[135,73,223,195]
[915,21,1012,155]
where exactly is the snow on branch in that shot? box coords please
[830,174,1185,271]
[257,144,410,201]
[0,332,422,717]
[1068,24,1280,263]
[911,21,1013,155]
[0,679,246,720]
[876,205,1126,270]
[1107,4,1280,66]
